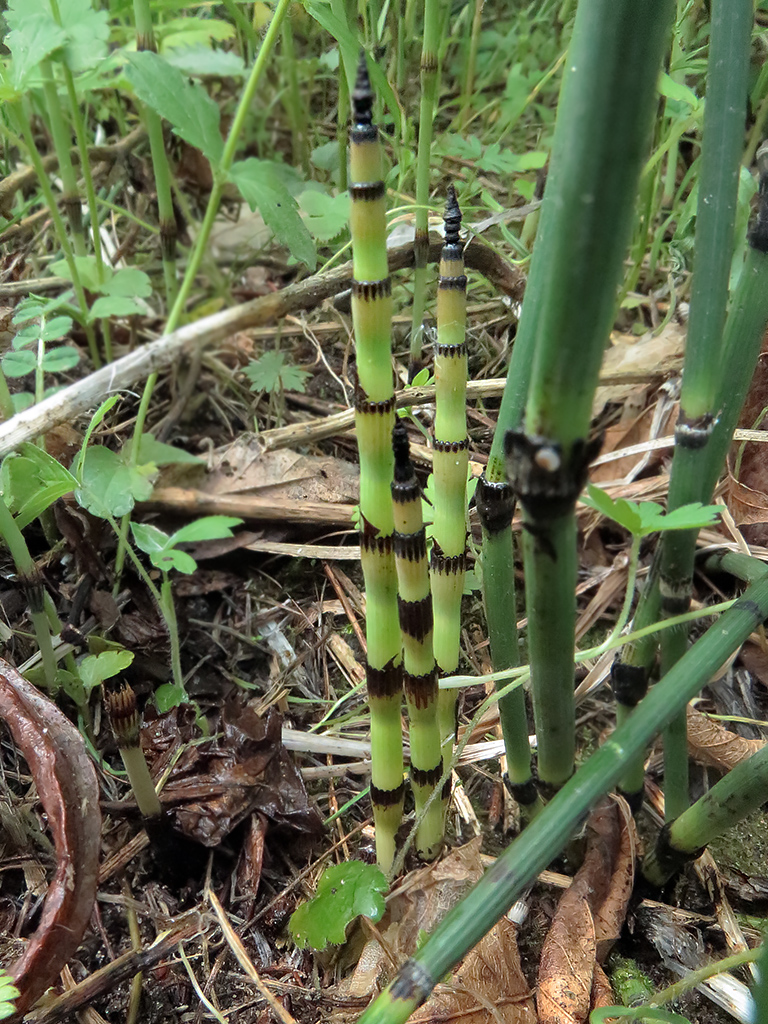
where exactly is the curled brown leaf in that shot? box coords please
[0,659,101,1014]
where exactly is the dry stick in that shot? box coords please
[0,239,521,460]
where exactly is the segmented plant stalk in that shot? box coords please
[476,477,538,819]
[656,0,753,820]
[503,0,674,793]
[391,421,443,860]
[349,55,403,872]
[430,187,468,778]
[104,683,162,819]
[132,0,178,307]
[356,568,768,1024]
[40,60,86,257]
[408,0,441,378]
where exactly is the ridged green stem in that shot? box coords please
[349,55,403,872]
[457,0,483,130]
[281,13,310,176]
[503,0,673,792]
[0,496,58,690]
[132,0,178,309]
[392,423,443,860]
[356,568,768,1024]
[408,0,441,377]
[430,187,468,776]
[39,60,86,257]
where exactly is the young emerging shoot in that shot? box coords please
[104,682,162,820]
[430,186,469,783]
[348,53,404,872]
[391,421,443,860]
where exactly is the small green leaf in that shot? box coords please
[76,446,157,519]
[102,267,152,299]
[131,522,171,555]
[298,188,350,242]
[158,15,235,49]
[2,349,36,377]
[5,10,67,87]
[244,351,310,394]
[125,51,224,166]
[163,43,245,78]
[38,315,73,341]
[151,548,198,574]
[289,861,387,950]
[410,367,433,387]
[49,254,102,291]
[0,970,20,1020]
[129,433,203,467]
[88,295,145,320]
[229,159,316,268]
[0,443,77,527]
[79,650,135,693]
[584,486,722,538]
[154,682,187,712]
[41,346,80,374]
[168,515,243,546]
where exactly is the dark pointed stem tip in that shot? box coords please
[392,419,413,481]
[352,50,374,127]
[443,184,462,246]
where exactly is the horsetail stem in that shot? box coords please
[39,60,86,258]
[132,0,178,308]
[655,0,753,820]
[391,421,443,860]
[408,0,441,378]
[104,682,162,820]
[349,53,403,872]
[430,187,468,776]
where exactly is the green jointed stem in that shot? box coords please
[476,477,538,815]
[656,0,753,820]
[355,568,768,1024]
[430,187,468,774]
[132,0,178,308]
[349,54,403,872]
[504,0,673,791]
[392,422,443,860]
[408,0,441,376]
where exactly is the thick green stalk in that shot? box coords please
[476,477,538,817]
[349,55,403,872]
[504,0,674,790]
[132,0,178,308]
[430,187,468,775]
[355,569,768,1024]
[408,0,441,377]
[659,0,756,817]
[0,497,58,690]
[391,422,443,860]
[39,61,86,257]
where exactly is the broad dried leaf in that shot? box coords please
[687,704,765,772]
[0,660,100,1013]
[592,798,637,962]
[592,323,685,417]
[150,703,324,845]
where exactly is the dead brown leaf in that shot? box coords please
[340,840,535,1024]
[592,323,685,417]
[0,659,101,1014]
[687,704,765,772]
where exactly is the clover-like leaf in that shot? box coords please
[289,861,387,950]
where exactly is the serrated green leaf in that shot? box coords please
[163,43,245,78]
[103,267,152,298]
[168,515,242,546]
[229,159,316,267]
[298,188,350,242]
[42,346,80,373]
[78,649,135,692]
[76,446,157,518]
[89,295,145,320]
[289,861,387,950]
[243,351,310,393]
[647,502,722,533]
[125,51,224,166]
[5,10,67,87]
